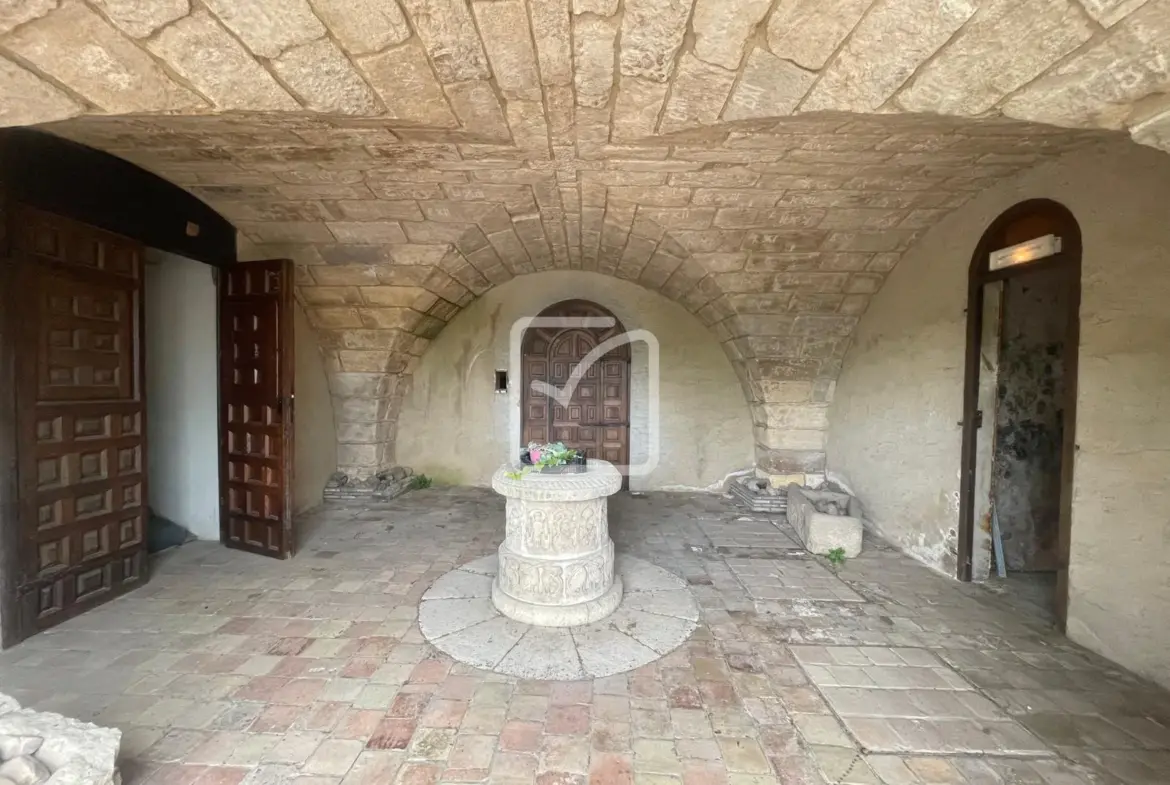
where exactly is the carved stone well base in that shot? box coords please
[490,461,624,627]
[419,554,699,680]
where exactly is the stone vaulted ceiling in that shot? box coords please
[3,0,1169,477]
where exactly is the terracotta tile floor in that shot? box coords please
[2,487,1168,784]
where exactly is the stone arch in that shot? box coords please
[394,268,755,489]
[8,0,1170,478]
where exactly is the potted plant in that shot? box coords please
[506,441,586,479]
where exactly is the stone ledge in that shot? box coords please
[786,483,863,558]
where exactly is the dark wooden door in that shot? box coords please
[219,259,294,558]
[4,208,149,642]
[522,300,630,470]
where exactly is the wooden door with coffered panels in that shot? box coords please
[219,259,294,558]
[521,300,630,475]
[4,208,149,642]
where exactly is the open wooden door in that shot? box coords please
[218,259,295,558]
[2,209,149,643]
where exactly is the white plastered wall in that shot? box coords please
[397,271,754,490]
[144,249,219,540]
[292,300,337,514]
[828,140,1170,689]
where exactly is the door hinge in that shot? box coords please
[957,410,984,429]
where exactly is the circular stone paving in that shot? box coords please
[419,553,700,680]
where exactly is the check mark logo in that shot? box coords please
[530,333,633,409]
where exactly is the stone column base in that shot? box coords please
[492,576,623,627]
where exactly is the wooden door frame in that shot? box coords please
[957,199,1082,627]
[0,189,21,646]
[521,299,632,482]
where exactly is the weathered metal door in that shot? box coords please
[5,208,149,641]
[218,259,295,558]
[521,300,629,469]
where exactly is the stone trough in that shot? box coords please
[786,484,864,558]
[0,693,120,785]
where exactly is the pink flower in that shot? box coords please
[530,449,542,463]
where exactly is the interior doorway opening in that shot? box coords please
[144,249,219,553]
[959,200,1082,628]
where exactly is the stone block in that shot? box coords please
[786,484,863,557]
[766,0,872,70]
[148,10,299,110]
[691,0,770,69]
[573,14,618,108]
[5,2,202,113]
[359,41,456,126]
[0,57,82,127]
[203,0,324,58]
[756,446,826,474]
[91,0,188,38]
[398,0,490,83]
[620,0,690,82]
[310,0,410,55]
[272,38,379,114]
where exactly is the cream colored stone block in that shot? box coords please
[148,10,298,110]
[0,0,55,35]
[802,0,976,112]
[724,48,816,121]
[573,14,618,108]
[660,54,736,133]
[359,41,457,125]
[92,0,188,38]
[399,0,490,82]
[5,1,203,113]
[529,0,571,85]
[202,0,324,57]
[787,484,863,557]
[474,0,541,102]
[619,0,690,82]
[613,78,669,140]
[1001,0,1170,129]
[1079,0,1148,26]
[310,0,410,55]
[444,80,511,138]
[272,38,379,114]
[691,0,771,70]
[0,55,82,126]
[766,0,872,70]
[897,0,1093,116]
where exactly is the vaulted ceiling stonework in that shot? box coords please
[3,0,1169,477]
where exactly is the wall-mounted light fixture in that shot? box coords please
[989,234,1061,271]
[495,370,508,393]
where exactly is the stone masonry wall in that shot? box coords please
[4,0,1170,476]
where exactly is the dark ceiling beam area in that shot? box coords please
[0,128,236,267]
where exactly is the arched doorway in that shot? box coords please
[958,199,1082,628]
[521,300,631,476]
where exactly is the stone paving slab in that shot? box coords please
[698,517,799,550]
[729,557,867,602]
[794,645,1052,756]
[0,489,1163,784]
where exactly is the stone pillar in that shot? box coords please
[490,461,623,626]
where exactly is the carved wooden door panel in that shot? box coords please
[521,300,630,474]
[6,209,148,641]
[549,331,604,459]
[219,259,294,558]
